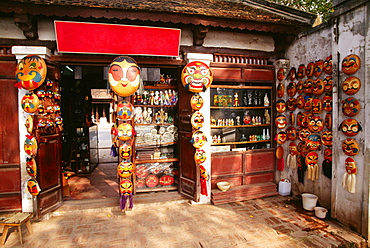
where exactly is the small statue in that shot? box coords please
[154,91,160,105]
[253,91,258,106]
[149,91,155,105]
[243,111,252,125]
[236,116,241,125]
[264,93,270,106]
[264,109,270,124]
[247,91,253,106]
[233,93,240,107]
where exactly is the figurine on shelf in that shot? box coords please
[240,134,248,142]
[264,93,270,106]
[159,91,164,105]
[146,108,152,124]
[243,111,252,125]
[236,116,241,125]
[264,109,270,124]
[247,91,253,106]
[134,107,143,124]
[258,90,264,106]
[253,91,259,106]
[233,93,240,107]
[149,91,155,105]
[164,90,170,105]
[142,107,148,124]
[154,91,160,105]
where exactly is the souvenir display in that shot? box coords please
[308,115,324,133]
[191,111,204,130]
[194,149,207,164]
[303,95,312,111]
[275,114,287,129]
[322,95,333,112]
[243,111,252,125]
[342,138,359,156]
[276,99,286,113]
[296,95,305,109]
[25,115,34,134]
[276,146,284,171]
[117,161,134,178]
[287,82,297,97]
[342,54,361,75]
[342,77,361,95]
[312,79,324,96]
[117,123,133,141]
[342,97,360,117]
[296,112,303,127]
[286,126,297,141]
[306,62,314,77]
[306,151,319,181]
[26,157,37,177]
[311,98,323,114]
[199,165,209,196]
[323,76,333,93]
[288,67,296,81]
[27,178,41,196]
[286,98,297,111]
[339,118,362,136]
[119,179,134,210]
[298,127,311,141]
[289,112,295,126]
[306,134,321,151]
[303,79,313,94]
[108,56,141,97]
[297,80,304,94]
[190,94,204,110]
[24,135,38,156]
[36,90,45,99]
[324,55,333,74]
[277,83,285,98]
[297,64,306,79]
[15,54,47,90]
[21,93,40,113]
[313,59,324,78]
[301,111,312,127]
[286,142,297,168]
[277,68,285,81]
[298,140,310,157]
[159,175,175,186]
[117,100,134,120]
[323,148,332,179]
[321,130,333,147]
[181,61,213,93]
[190,130,207,148]
[119,142,132,160]
[276,131,287,144]
[325,113,332,130]
[342,157,357,193]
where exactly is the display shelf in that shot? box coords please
[136,142,178,147]
[211,140,271,146]
[135,158,179,164]
[136,186,178,193]
[134,104,178,108]
[211,106,270,109]
[211,124,270,128]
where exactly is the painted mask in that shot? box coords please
[323,95,333,112]
[46,90,53,98]
[342,138,359,156]
[191,111,205,129]
[297,64,306,79]
[55,115,63,125]
[54,104,61,113]
[288,67,297,81]
[345,157,357,174]
[24,135,38,156]
[306,62,314,77]
[275,114,287,129]
[277,83,285,98]
[46,106,54,114]
[54,92,61,100]
[46,78,53,87]
[276,99,286,113]
[308,116,324,133]
[27,179,41,196]
[276,146,284,160]
[312,79,324,96]
[324,55,333,74]
[194,149,207,164]
[287,82,297,96]
[303,95,312,111]
[289,142,298,155]
[21,93,40,113]
[314,59,324,77]
[303,79,313,94]
[119,179,133,195]
[25,115,34,133]
[297,80,304,94]
[298,140,310,157]
[191,130,207,148]
[342,76,361,95]
[305,151,318,167]
[119,142,132,160]
[37,119,46,128]
[117,161,134,178]
[181,61,213,93]
[342,97,360,117]
[301,111,312,127]
[325,113,332,130]
[117,100,134,120]
[324,148,332,161]
[323,76,333,93]
[276,131,287,144]
[289,111,295,125]
[199,165,209,180]
[117,123,133,141]
[311,98,323,114]
[26,157,37,177]
[296,95,305,109]
[297,112,303,127]
[36,90,45,99]
[190,93,204,110]
[298,127,311,141]
[306,134,321,151]
[286,98,297,111]
[286,126,297,141]
[108,56,141,97]
[340,118,362,136]
[277,68,285,81]
[15,54,47,90]
[321,130,333,146]
[342,54,361,75]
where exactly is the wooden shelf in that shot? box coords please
[135,158,179,164]
[136,142,177,147]
[211,124,270,128]
[134,104,177,108]
[211,106,271,109]
[210,85,272,90]
[143,85,178,90]
[136,185,178,193]
[211,140,271,146]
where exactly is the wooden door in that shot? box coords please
[178,86,199,201]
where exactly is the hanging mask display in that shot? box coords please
[21,93,40,113]
[286,126,297,141]
[297,112,303,127]
[55,115,63,126]
[289,112,295,126]
[37,104,45,114]
[287,82,297,97]
[277,83,285,98]
[303,79,313,94]
[323,76,333,93]
[325,113,332,130]
[323,149,332,179]
[306,62,314,77]
[25,115,34,134]
[117,100,134,120]
[303,95,312,111]
[342,138,360,156]
[306,134,321,151]
[275,115,287,129]
[342,54,361,75]
[191,130,207,148]
[194,149,207,164]
[342,77,361,95]
[298,140,310,157]
[36,90,45,99]
[342,157,357,193]
[276,146,284,171]
[117,161,134,178]
[119,142,132,160]
[312,79,324,96]
[289,142,298,155]
[311,98,323,114]
[321,130,333,147]
[26,157,37,177]
[108,56,141,97]
[339,118,362,136]
[308,116,324,133]
[24,135,38,156]
[322,95,333,112]
[306,151,319,181]
[191,111,205,130]
[313,59,324,78]
[15,54,47,90]
[301,111,312,127]
[324,55,333,74]
[276,131,287,144]
[27,178,41,196]
[199,165,209,196]
[276,99,286,113]
[117,123,133,141]
[277,68,285,81]
[288,67,297,81]
[119,179,133,195]
[298,127,311,141]
[342,97,360,117]
[190,94,204,110]
[324,148,332,161]
[286,142,297,168]
[286,98,297,111]
[297,80,304,94]
[181,61,213,93]
[296,95,305,109]
[297,64,306,79]
[37,119,47,129]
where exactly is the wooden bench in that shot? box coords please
[0,212,33,245]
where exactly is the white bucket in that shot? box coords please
[302,193,318,211]
[278,181,291,196]
[314,207,328,219]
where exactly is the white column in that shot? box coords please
[11,46,51,213]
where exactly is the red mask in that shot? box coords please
[301,111,312,127]
[182,61,213,93]
[286,126,297,141]
[340,118,362,136]
[289,142,298,155]
[324,148,332,161]
[277,68,285,81]
[287,82,297,97]
[342,97,360,117]
[311,98,323,114]
[323,95,333,112]
[298,127,311,141]
[342,138,360,156]
[308,116,324,133]
[305,151,318,167]
[277,131,287,144]
[306,62,314,77]
[276,99,286,113]
[286,98,297,111]
[345,157,357,174]
[297,64,306,79]
[275,115,287,129]
[321,130,333,147]
[314,59,324,78]
[277,83,285,98]
[306,134,321,151]
[288,67,297,81]
[303,79,313,94]
[297,80,304,94]
[325,113,332,130]
[342,76,361,95]
[323,76,333,93]
[324,55,333,74]
[296,95,305,109]
[312,79,324,96]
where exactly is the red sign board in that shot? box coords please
[54,21,181,56]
